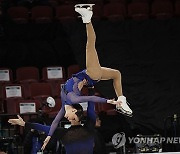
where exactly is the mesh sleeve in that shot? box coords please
[48,106,65,136]
[67,92,107,104]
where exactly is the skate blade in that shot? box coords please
[75,4,95,8]
[115,109,133,117]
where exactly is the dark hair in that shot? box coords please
[71,104,84,121]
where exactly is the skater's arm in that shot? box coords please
[48,106,65,136]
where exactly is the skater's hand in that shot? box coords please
[115,100,122,109]
[107,99,115,104]
[8,115,25,127]
[107,99,122,108]
[41,136,51,151]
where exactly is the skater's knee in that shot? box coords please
[110,69,121,80]
[114,69,121,78]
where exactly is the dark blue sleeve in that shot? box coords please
[25,122,67,140]
[25,122,50,135]
[87,101,96,122]
[84,101,96,130]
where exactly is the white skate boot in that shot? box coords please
[116,96,133,117]
[74,4,95,23]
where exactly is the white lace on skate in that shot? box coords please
[74,4,95,23]
[116,96,133,117]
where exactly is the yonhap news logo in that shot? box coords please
[112,133,180,147]
[128,136,180,144]
[112,132,126,149]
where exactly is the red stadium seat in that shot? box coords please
[42,66,66,97]
[128,1,149,20]
[16,66,39,82]
[29,82,53,102]
[0,68,13,100]
[7,6,29,24]
[2,83,25,113]
[98,103,117,115]
[16,66,40,98]
[0,101,4,113]
[49,0,58,6]
[54,81,65,98]
[55,4,77,23]
[103,2,126,21]
[67,64,80,79]
[6,99,41,114]
[151,0,173,19]
[175,0,180,17]
[31,6,53,23]
[92,4,104,21]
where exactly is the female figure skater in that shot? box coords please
[41,4,132,150]
[73,4,132,116]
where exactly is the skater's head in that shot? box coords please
[64,104,84,123]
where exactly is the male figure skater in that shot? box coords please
[9,101,103,154]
